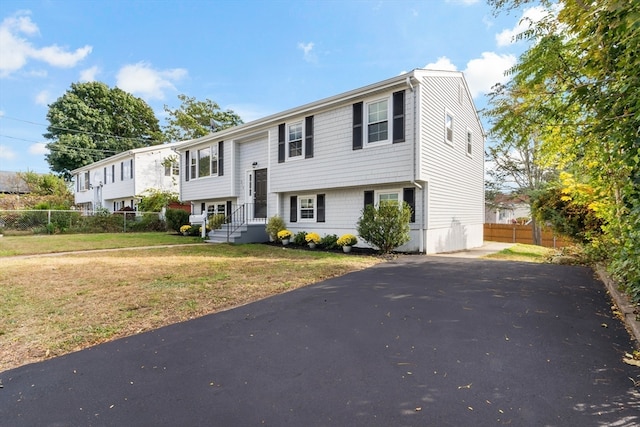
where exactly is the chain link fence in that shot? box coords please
[0,210,166,235]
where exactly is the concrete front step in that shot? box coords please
[205,222,268,244]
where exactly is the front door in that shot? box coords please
[254,168,267,219]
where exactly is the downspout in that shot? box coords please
[407,74,425,253]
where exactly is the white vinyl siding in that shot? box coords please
[418,74,484,252]
[270,91,414,193]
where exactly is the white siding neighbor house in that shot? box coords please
[176,69,485,253]
[72,142,182,213]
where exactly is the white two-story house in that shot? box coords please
[176,69,485,253]
[72,142,181,213]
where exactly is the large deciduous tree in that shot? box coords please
[489,0,640,299]
[163,94,243,142]
[44,82,163,179]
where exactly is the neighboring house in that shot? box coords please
[72,142,182,213]
[0,171,30,194]
[176,69,485,253]
[485,193,531,224]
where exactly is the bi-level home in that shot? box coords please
[177,69,485,253]
[72,142,181,213]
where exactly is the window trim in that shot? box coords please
[287,121,304,159]
[192,145,219,179]
[445,110,454,146]
[366,97,390,145]
[298,194,316,222]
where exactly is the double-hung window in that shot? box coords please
[445,111,454,144]
[299,195,315,221]
[367,99,388,143]
[466,129,472,156]
[288,122,303,158]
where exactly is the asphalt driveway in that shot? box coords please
[1,256,639,426]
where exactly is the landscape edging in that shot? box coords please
[596,264,640,347]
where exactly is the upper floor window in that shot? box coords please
[77,171,90,191]
[445,111,454,145]
[121,159,133,180]
[353,91,404,150]
[288,122,303,158]
[278,116,313,163]
[165,161,179,176]
[106,165,113,183]
[466,129,472,156]
[367,98,389,143]
[194,145,218,179]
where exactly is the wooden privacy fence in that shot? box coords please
[484,223,573,248]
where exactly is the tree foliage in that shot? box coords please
[44,82,163,179]
[163,94,243,142]
[356,201,412,254]
[136,189,179,212]
[489,0,640,299]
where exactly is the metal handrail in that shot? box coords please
[223,203,267,243]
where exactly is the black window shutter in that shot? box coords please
[353,102,363,150]
[218,141,224,176]
[226,201,232,219]
[111,165,115,183]
[185,150,190,181]
[305,115,314,158]
[393,90,405,143]
[317,194,325,222]
[364,190,374,208]
[290,196,297,222]
[120,162,124,180]
[130,159,134,178]
[403,187,415,223]
[103,167,106,184]
[278,123,286,163]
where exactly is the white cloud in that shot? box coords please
[495,6,552,47]
[34,89,52,106]
[79,65,99,82]
[0,11,92,77]
[297,42,317,63]
[116,62,187,100]
[29,142,48,155]
[0,144,17,160]
[424,57,457,71]
[423,52,516,98]
[463,52,517,97]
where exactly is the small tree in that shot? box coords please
[357,201,412,254]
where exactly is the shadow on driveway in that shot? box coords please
[1,257,639,426]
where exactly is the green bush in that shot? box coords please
[166,208,191,233]
[293,231,307,246]
[265,215,286,241]
[126,214,167,232]
[356,201,411,254]
[208,213,226,230]
[319,234,339,249]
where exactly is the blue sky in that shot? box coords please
[0,0,542,174]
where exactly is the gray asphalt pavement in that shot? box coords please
[1,256,639,426]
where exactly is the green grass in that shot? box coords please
[0,232,202,256]
[485,243,555,263]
